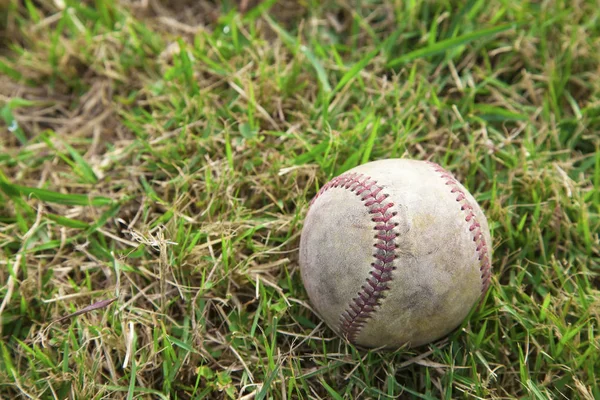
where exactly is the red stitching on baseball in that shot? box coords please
[309,172,398,343]
[426,161,492,295]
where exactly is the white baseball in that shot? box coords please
[299,158,492,349]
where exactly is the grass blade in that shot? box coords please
[387,23,515,67]
[319,378,344,400]
[361,117,380,164]
[46,298,118,332]
[62,141,98,184]
[333,48,379,94]
[474,104,528,122]
[0,182,112,207]
[0,170,112,207]
[301,45,332,93]
[46,213,90,229]
[256,363,281,400]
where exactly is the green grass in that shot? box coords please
[1,0,599,398]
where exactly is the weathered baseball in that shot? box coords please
[299,158,492,349]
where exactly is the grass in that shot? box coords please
[0,0,599,398]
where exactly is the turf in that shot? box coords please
[1,0,599,398]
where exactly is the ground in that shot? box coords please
[0,0,599,399]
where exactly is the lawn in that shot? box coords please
[1,0,599,398]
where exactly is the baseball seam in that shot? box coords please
[426,161,492,294]
[310,172,399,343]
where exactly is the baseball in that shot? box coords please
[299,158,492,349]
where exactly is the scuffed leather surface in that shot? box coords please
[299,159,492,349]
